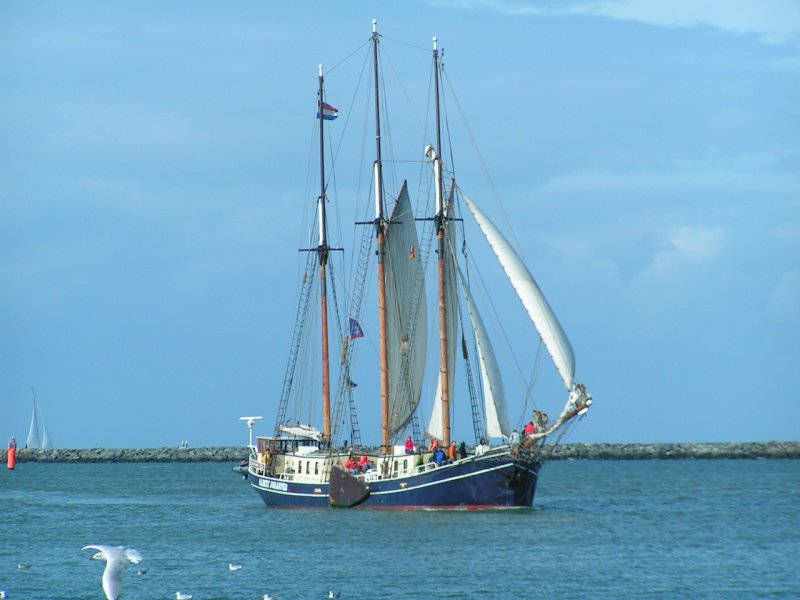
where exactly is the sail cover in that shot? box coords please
[383,182,427,439]
[462,191,576,391]
[426,209,459,442]
[458,267,511,438]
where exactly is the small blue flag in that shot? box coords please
[349,317,364,339]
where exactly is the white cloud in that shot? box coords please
[445,0,800,45]
[581,0,800,45]
[628,225,725,323]
[667,225,723,259]
[768,268,800,320]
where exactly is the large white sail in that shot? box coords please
[25,405,39,450]
[462,191,576,390]
[383,182,427,438]
[458,268,511,438]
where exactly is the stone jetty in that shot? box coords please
[2,441,798,463]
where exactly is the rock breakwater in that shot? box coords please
[541,441,800,460]
[2,441,798,463]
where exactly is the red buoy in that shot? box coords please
[7,437,16,470]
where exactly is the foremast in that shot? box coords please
[371,20,391,455]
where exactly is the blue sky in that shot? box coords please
[2,1,798,449]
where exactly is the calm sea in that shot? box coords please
[1,459,797,599]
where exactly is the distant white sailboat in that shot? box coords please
[25,389,53,450]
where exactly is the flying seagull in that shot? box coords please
[82,545,143,600]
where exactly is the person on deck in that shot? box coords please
[427,438,439,452]
[524,421,537,437]
[432,447,446,467]
[447,442,458,462]
[359,455,372,472]
[458,441,468,459]
[345,456,358,474]
[510,429,520,444]
[475,438,489,456]
[405,436,415,455]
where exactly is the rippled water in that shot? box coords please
[1,459,797,598]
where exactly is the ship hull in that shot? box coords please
[249,451,541,509]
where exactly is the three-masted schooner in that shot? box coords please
[245,22,592,509]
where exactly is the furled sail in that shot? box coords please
[426,211,459,442]
[383,182,427,439]
[462,191,576,390]
[458,267,511,438]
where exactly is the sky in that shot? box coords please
[2,1,798,449]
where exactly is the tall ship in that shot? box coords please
[245,22,592,509]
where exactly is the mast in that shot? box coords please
[432,36,452,447]
[372,19,391,454]
[318,65,332,443]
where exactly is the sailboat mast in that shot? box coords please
[318,65,332,443]
[432,36,452,447]
[372,19,391,454]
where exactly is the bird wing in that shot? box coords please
[83,546,129,600]
[83,544,113,555]
[125,548,143,564]
[102,561,126,600]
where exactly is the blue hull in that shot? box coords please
[250,453,540,509]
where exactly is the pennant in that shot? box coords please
[349,317,364,339]
[317,101,339,121]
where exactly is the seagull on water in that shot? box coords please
[229,562,243,571]
[16,563,31,569]
[175,593,193,600]
[82,545,142,600]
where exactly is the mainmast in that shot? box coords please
[318,64,332,443]
[432,36,452,447]
[372,19,391,454]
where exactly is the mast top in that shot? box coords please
[372,18,377,33]
[319,64,323,78]
[433,36,437,51]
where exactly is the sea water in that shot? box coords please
[1,459,797,599]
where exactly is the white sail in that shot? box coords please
[25,406,39,450]
[427,376,444,442]
[41,414,53,450]
[383,182,427,438]
[462,191,576,390]
[458,268,511,438]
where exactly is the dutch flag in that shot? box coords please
[317,101,339,121]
